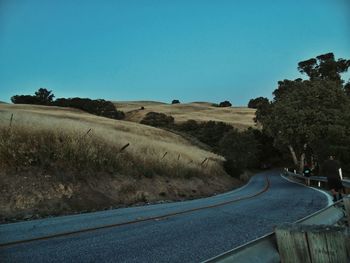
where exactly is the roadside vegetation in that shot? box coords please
[254,52,350,174]
[3,51,348,222]
[0,104,238,222]
[140,113,281,177]
[138,52,350,177]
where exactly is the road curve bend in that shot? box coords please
[0,170,329,262]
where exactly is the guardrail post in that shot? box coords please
[275,223,349,263]
[344,196,350,225]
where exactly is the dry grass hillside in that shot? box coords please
[114,101,256,130]
[0,104,240,222]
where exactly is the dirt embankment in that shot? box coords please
[0,170,241,223]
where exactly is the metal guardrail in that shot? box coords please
[283,170,350,189]
[202,172,348,263]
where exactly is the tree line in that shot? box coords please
[11,89,125,120]
[140,112,280,177]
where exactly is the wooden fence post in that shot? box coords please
[275,223,311,263]
[9,113,13,127]
[307,225,348,263]
[344,196,350,226]
[275,223,349,263]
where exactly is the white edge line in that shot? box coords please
[280,173,333,206]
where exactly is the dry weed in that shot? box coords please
[0,104,226,180]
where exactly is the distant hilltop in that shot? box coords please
[113,101,256,130]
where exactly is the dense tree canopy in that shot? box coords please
[218,100,232,107]
[219,128,259,176]
[298,52,350,82]
[11,88,125,120]
[35,88,55,105]
[53,98,125,119]
[247,97,269,109]
[140,112,174,127]
[257,53,350,172]
[11,88,54,105]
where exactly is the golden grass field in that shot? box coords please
[114,101,256,130]
[0,103,226,175]
[0,103,243,221]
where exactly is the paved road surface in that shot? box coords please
[0,170,328,262]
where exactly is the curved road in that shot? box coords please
[0,170,329,262]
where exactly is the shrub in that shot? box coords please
[140,112,174,128]
[176,120,233,148]
[177,119,199,132]
[53,98,125,120]
[218,129,260,176]
[247,97,269,109]
[218,101,232,107]
[196,121,233,147]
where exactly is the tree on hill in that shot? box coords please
[140,112,174,127]
[11,95,40,104]
[35,88,55,105]
[53,98,125,119]
[257,53,350,172]
[248,97,269,109]
[171,100,180,104]
[11,88,54,105]
[11,88,125,120]
[218,100,232,107]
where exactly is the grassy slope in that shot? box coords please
[114,101,256,130]
[0,104,241,222]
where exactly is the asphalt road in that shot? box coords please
[0,170,329,262]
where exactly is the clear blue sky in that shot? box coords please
[1,0,349,105]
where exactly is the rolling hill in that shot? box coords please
[0,103,241,222]
[114,101,256,130]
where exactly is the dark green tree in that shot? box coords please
[264,80,349,169]
[218,100,232,107]
[35,88,55,105]
[257,53,350,171]
[11,95,39,104]
[219,128,259,176]
[248,97,269,109]
[140,112,174,127]
[298,52,350,82]
[344,80,350,97]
